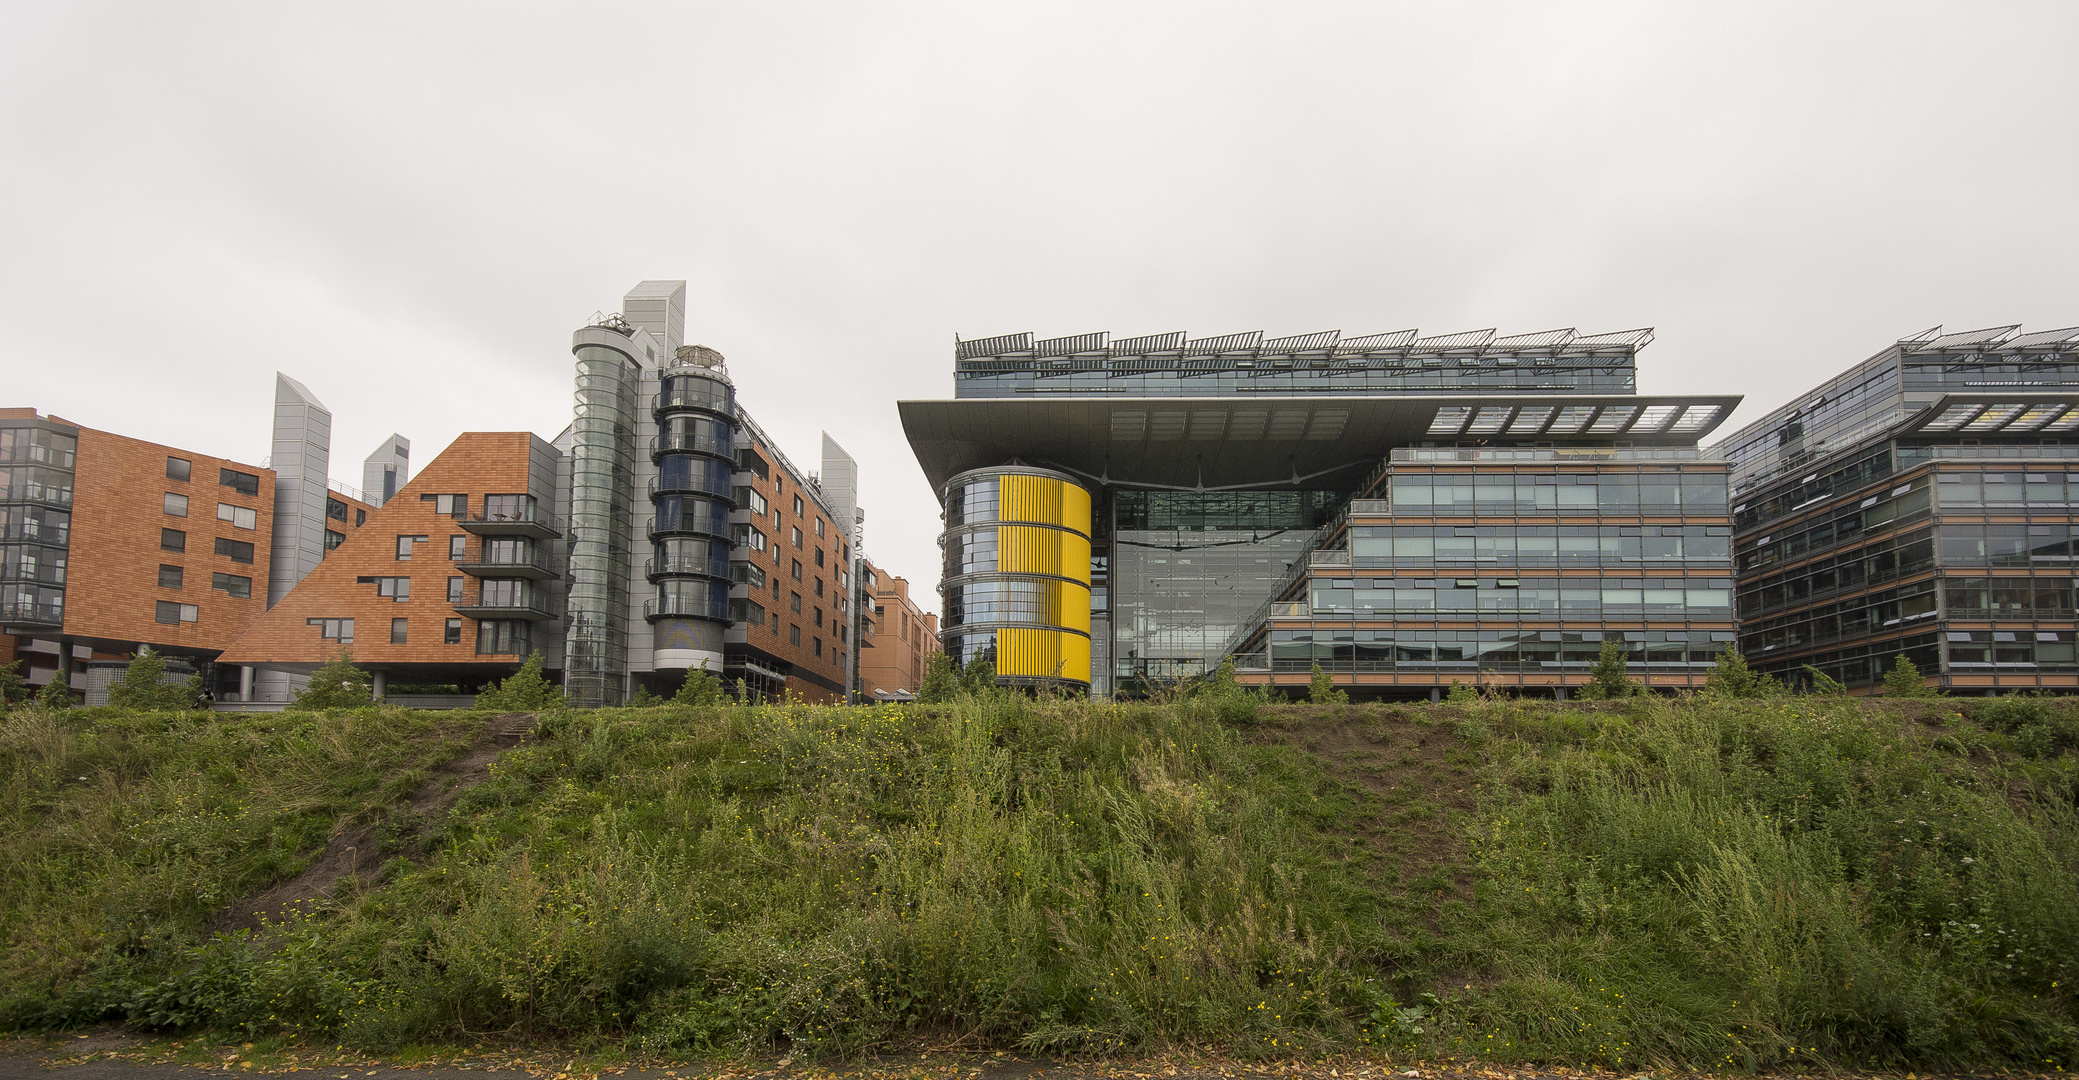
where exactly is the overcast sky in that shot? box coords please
[4,1,2076,613]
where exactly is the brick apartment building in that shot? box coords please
[218,432,564,696]
[2,408,279,700]
[858,561,941,699]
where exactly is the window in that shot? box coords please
[793,494,804,516]
[443,618,462,645]
[814,577,824,597]
[744,488,768,515]
[481,494,532,521]
[448,576,464,603]
[791,526,803,548]
[476,619,529,655]
[154,600,199,624]
[166,457,191,482]
[357,575,410,601]
[215,537,254,563]
[396,534,428,560]
[815,546,825,567]
[733,562,767,588]
[218,468,260,497]
[327,498,348,522]
[391,618,409,644]
[814,606,824,628]
[449,535,467,560]
[161,528,186,552]
[791,592,802,614]
[324,529,345,550]
[790,624,801,645]
[422,494,468,518]
[216,502,257,530]
[158,564,183,589]
[355,509,366,527]
[814,637,823,657]
[210,572,252,598]
[815,517,826,538]
[308,617,354,643]
[163,492,188,517]
[791,559,803,581]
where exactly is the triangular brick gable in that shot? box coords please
[219,432,540,670]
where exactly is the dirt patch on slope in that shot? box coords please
[210,712,538,935]
[1247,704,1480,931]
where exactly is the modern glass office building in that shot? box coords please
[1722,324,2079,693]
[902,327,1743,698]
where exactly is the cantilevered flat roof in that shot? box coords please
[899,394,1741,493]
[1902,393,2079,436]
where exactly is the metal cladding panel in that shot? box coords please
[1052,579,1092,634]
[997,626,1091,684]
[998,525,1092,581]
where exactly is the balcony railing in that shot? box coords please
[648,475,733,500]
[646,556,731,580]
[0,600,64,626]
[654,384,733,413]
[646,514,731,540]
[455,552,560,580]
[451,594,557,621]
[459,507,560,539]
[643,595,730,621]
[649,433,732,458]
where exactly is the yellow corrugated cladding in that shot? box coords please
[998,526,1093,582]
[999,474,1092,534]
[997,626,1092,683]
[1050,579,1091,634]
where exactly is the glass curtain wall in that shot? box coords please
[564,338,640,707]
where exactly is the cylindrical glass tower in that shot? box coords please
[564,324,641,707]
[645,347,734,673]
[939,465,1093,693]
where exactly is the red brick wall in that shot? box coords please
[65,426,275,654]
[734,431,852,701]
[219,433,536,669]
[859,568,942,697]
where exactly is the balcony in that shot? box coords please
[455,552,561,580]
[649,432,732,460]
[646,514,730,542]
[643,594,729,622]
[452,594,558,621]
[646,556,730,582]
[0,599,63,630]
[648,475,733,500]
[654,383,732,415]
[459,508,561,541]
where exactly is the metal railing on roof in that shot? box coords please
[952,326,1656,363]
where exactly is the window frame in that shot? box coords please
[163,492,189,517]
[216,502,258,530]
[214,536,255,563]
[218,468,260,497]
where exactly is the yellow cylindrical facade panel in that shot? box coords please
[940,465,1095,692]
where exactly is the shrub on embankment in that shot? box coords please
[0,690,2073,1070]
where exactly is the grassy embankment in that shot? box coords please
[0,690,2075,1069]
